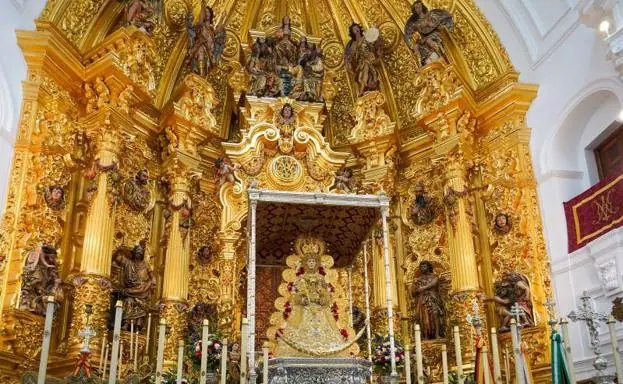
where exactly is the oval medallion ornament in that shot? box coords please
[270,156,302,186]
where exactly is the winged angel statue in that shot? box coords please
[344,23,385,96]
[404,0,454,66]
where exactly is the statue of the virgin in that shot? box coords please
[267,236,363,357]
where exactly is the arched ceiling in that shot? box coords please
[39,0,516,146]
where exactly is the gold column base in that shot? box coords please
[0,309,45,380]
[161,299,188,367]
[67,275,112,359]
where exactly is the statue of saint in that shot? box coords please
[344,23,384,96]
[113,241,155,330]
[226,341,241,383]
[404,0,454,66]
[189,3,227,76]
[488,272,534,331]
[122,169,151,211]
[290,44,325,102]
[411,182,437,225]
[19,244,63,315]
[268,236,361,357]
[410,261,445,339]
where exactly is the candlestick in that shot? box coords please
[220,338,228,384]
[155,318,166,384]
[441,344,449,384]
[119,341,124,380]
[146,313,152,355]
[177,339,185,383]
[509,319,522,384]
[405,344,412,384]
[414,325,423,384]
[453,326,463,384]
[108,300,123,384]
[490,328,502,384]
[102,343,110,380]
[37,296,56,384]
[200,319,209,384]
[99,335,106,373]
[130,319,134,367]
[262,342,269,384]
[240,318,248,383]
[482,346,491,384]
[608,316,622,383]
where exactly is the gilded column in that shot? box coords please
[68,116,120,356]
[161,159,193,364]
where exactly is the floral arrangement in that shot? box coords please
[372,334,405,374]
[188,331,224,372]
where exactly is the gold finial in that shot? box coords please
[115,300,123,308]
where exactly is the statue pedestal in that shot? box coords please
[264,357,371,384]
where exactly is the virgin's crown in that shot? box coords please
[295,236,325,256]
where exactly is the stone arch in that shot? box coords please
[540,79,623,183]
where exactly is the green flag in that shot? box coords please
[551,330,571,384]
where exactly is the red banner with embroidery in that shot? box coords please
[563,173,623,253]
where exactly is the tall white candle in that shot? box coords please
[441,344,449,384]
[99,335,106,373]
[108,300,123,384]
[509,319,522,384]
[503,345,510,384]
[490,328,502,384]
[347,267,353,328]
[608,316,622,383]
[482,346,491,384]
[240,319,249,384]
[220,338,228,384]
[363,242,373,371]
[102,343,110,380]
[134,330,139,371]
[381,207,397,377]
[414,325,424,384]
[177,339,185,383]
[453,326,463,384]
[560,318,576,384]
[405,344,412,384]
[262,342,269,384]
[146,313,152,355]
[155,318,166,384]
[130,319,134,367]
[37,296,56,384]
[119,341,124,380]
[200,319,209,384]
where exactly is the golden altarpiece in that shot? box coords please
[0,0,555,382]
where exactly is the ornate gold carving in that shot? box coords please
[161,300,188,362]
[349,91,395,144]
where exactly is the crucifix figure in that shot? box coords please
[79,304,97,353]
[568,291,614,383]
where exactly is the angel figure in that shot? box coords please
[124,0,156,34]
[404,0,454,66]
[44,185,66,211]
[214,157,238,192]
[332,168,356,193]
[122,169,151,212]
[344,23,384,96]
[19,244,63,315]
[164,126,178,155]
[84,83,98,113]
[189,3,227,76]
[94,77,110,108]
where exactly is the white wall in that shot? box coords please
[475,0,623,379]
[0,0,47,213]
